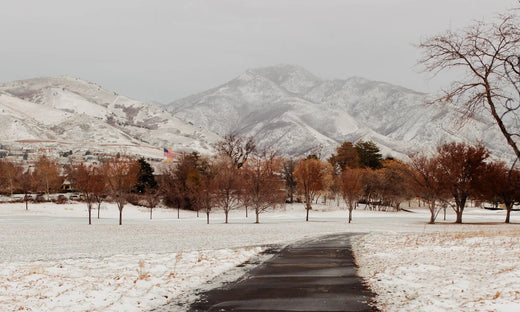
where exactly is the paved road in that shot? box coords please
[189,233,377,312]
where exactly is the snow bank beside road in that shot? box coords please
[354,230,520,312]
[1,247,263,312]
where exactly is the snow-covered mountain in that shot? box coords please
[0,77,220,159]
[167,64,510,160]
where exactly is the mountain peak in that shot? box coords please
[245,64,322,95]
[167,64,510,159]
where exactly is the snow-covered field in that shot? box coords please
[1,201,519,311]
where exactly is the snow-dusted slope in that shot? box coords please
[0,77,220,158]
[167,64,510,159]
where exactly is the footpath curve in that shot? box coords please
[189,233,377,312]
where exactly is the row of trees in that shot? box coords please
[0,136,518,225]
[289,140,519,225]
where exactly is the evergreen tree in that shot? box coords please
[135,158,157,193]
[355,140,383,169]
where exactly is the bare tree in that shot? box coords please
[419,12,520,161]
[214,133,256,169]
[340,168,364,223]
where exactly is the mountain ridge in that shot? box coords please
[166,64,510,160]
[0,76,220,160]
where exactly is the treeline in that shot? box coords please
[0,135,517,225]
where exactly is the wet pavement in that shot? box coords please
[189,233,377,311]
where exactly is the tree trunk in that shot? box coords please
[348,207,352,223]
[455,210,463,224]
[255,208,259,224]
[150,208,153,220]
[177,206,180,219]
[119,207,123,225]
[206,211,210,224]
[25,197,28,211]
[429,211,435,224]
[305,193,311,222]
[505,202,513,223]
[245,206,248,218]
[88,203,92,225]
[225,210,229,224]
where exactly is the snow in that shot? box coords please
[168,64,515,160]
[0,77,220,158]
[1,201,520,311]
[354,229,520,311]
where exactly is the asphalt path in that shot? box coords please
[189,233,377,312]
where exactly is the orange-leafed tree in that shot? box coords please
[103,157,139,225]
[340,168,364,223]
[242,151,285,224]
[294,157,333,221]
[328,141,360,174]
[480,161,520,223]
[193,159,217,224]
[67,163,106,225]
[32,155,63,200]
[379,159,412,211]
[436,142,489,223]
[214,158,242,224]
[409,154,447,224]
[0,160,22,196]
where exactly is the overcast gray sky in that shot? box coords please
[0,0,516,103]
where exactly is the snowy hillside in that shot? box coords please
[167,65,509,159]
[0,77,220,159]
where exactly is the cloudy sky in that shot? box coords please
[0,0,516,103]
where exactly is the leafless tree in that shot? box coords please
[214,133,256,169]
[419,12,520,161]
